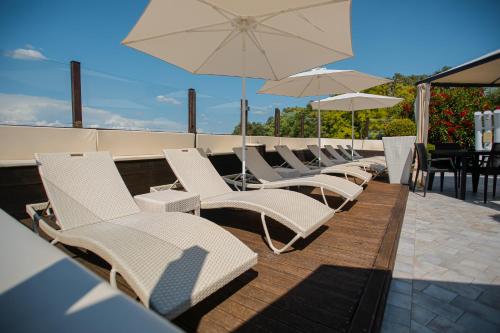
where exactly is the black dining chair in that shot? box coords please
[480,143,500,203]
[413,143,458,197]
[434,142,462,187]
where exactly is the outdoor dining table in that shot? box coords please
[431,149,491,200]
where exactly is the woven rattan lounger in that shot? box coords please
[311,144,386,175]
[232,147,362,211]
[336,145,387,167]
[163,148,335,254]
[345,144,387,165]
[34,152,257,319]
[274,145,372,185]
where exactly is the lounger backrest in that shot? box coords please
[163,148,232,200]
[337,145,352,158]
[233,147,282,183]
[324,145,348,162]
[274,145,310,173]
[307,145,335,167]
[346,145,362,158]
[36,152,140,230]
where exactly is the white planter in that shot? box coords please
[382,136,416,184]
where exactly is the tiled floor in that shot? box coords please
[381,174,500,333]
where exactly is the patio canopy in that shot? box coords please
[416,49,500,87]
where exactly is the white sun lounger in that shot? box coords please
[316,145,386,175]
[34,152,257,319]
[336,145,387,167]
[163,148,335,254]
[274,145,372,186]
[232,147,363,211]
[345,144,387,165]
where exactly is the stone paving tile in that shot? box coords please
[422,284,458,302]
[455,312,499,333]
[411,304,436,326]
[431,281,483,300]
[383,175,500,332]
[387,290,412,310]
[384,304,411,327]
[412,291,464,322]
[451,295,500,325]
[477,287,500,311]
[427,315,467,333]
[381,321,411,333]
[410,320,437,333]
[391,279,412,296]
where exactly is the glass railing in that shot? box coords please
[0,56,72,127]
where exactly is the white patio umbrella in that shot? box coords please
[122,0,353,189]
[258,68,390,166]
[311,92,403,159]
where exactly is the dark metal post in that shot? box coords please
[300,113,305,138]
[70,61,82,128]
[240,99,248,134]
[274,108,280,137]
[188,88,196,133]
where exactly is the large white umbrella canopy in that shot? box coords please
[123,0,353,189]
[311,92,403,158]
[258,68,390,165]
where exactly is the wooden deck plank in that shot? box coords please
[17,178,408,333]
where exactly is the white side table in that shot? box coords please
[134,190,201,215]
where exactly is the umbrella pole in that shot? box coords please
[317,79,321,168]
[351,100,354,160]
[318,100,321,168]
[241,75,247,190]
[241,34,247,191]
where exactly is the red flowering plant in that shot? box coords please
[428,86,491,148]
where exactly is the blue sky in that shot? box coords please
[0,0,499,133]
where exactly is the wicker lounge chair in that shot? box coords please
[232,147,362,211]
[337,145,387,167]
[34,152,257,318]
[163,148,335,254]
[274,145,372,185]
[316,145,386,174]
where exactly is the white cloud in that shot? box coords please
[0,93,184,132]
[4,48,48,61]
[156,95,182,105]
[209,101,279,115]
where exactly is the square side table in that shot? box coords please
[134,190,200,215]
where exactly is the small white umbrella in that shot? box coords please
[311,92,403,159]
[123,0,353,189]
[258,68,390,166]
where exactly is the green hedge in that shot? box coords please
[384,119,416,137]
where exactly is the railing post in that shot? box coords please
[274,108,280,137]
[70,61,82,128]
[300,113,305,138]
[188,88,196,134]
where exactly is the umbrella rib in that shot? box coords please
[246,30,279,80]
[258,79,295,94]
[324,75,357,93]
[298,76,317,97]
[192,29,241,74]
[255,0,347,23]
[123,21,231,44]
[256,23,352,57]
[198,0,238,21]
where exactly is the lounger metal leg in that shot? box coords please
[261,213,301,254]
[335,198,350,212]
[320,187,330,207]
[50,239,58,246]
[110,268,117,288]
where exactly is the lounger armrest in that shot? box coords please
[274,167,301,179]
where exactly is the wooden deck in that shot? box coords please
[20,178,408,333]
